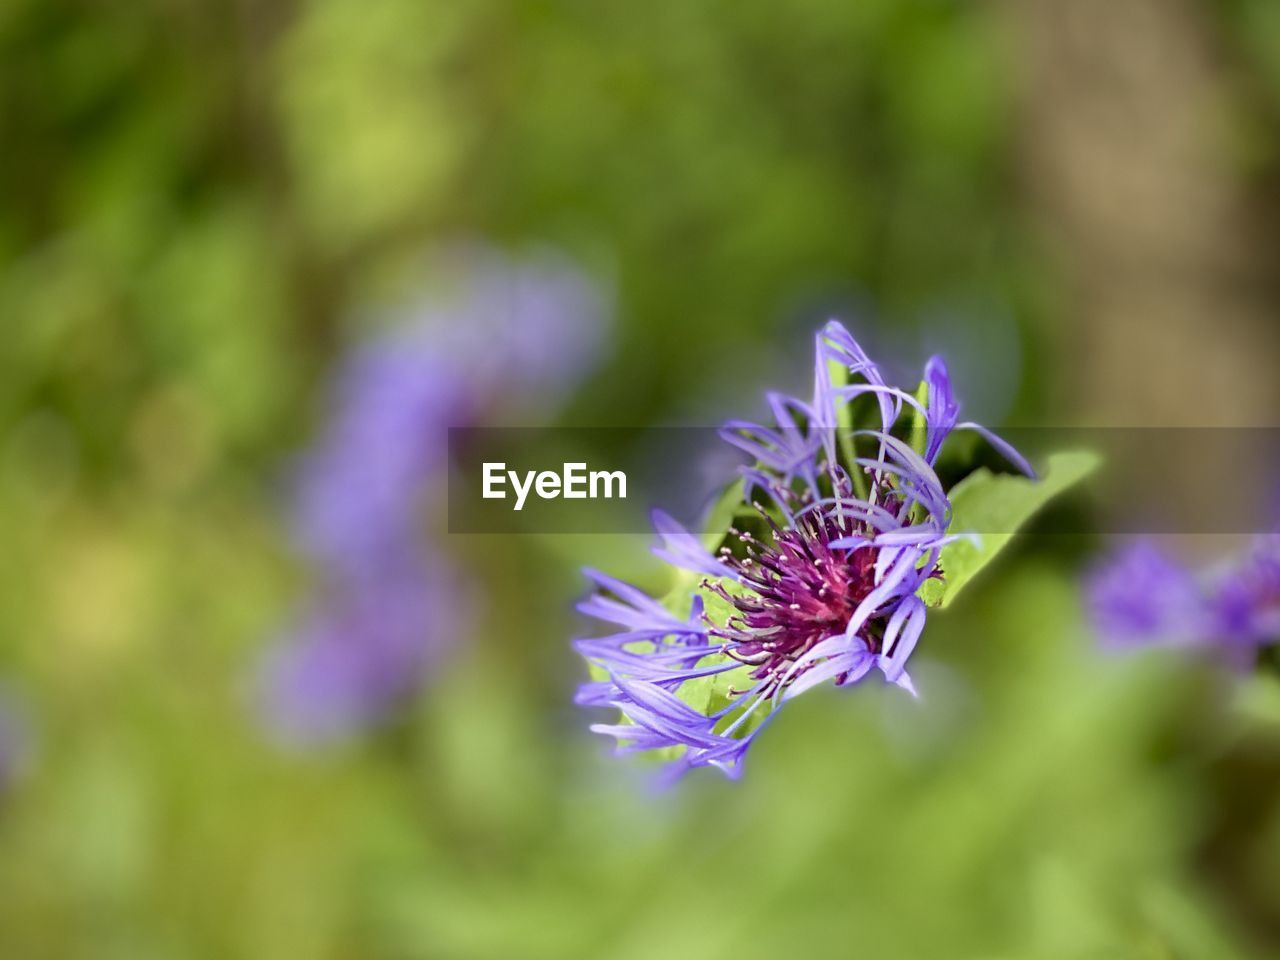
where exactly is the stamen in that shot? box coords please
[710,484,887,695]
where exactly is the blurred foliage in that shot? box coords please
[0,0,1278,957]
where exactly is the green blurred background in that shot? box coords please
[3,0,1280,956]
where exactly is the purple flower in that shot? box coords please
[721,392,827,487]
[259,247,608,745]
[649,509,737,579]
[292,247,608,573]
[1086,542,1209,648]
[1087,534,1280,667]
[259,554,466,744]
[574,321,1031,780]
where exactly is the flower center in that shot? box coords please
[703,508,881,694]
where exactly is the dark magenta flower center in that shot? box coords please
[703,508,883,695]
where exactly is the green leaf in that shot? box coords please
[919,450,1101,609]
[908,380,929,457]
[828,356,868,499]
[906,380,930,524]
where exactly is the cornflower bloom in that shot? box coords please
[575,321,1032,780]
[1087,533,1280,669]
[260,248,607,745]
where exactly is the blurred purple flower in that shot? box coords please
[1086,542,1208,648]
[260,247,608,746]
[1087,534,1280,667]
[574,321,1031,781]
[261,555,467,743]
[293,247,608,573]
